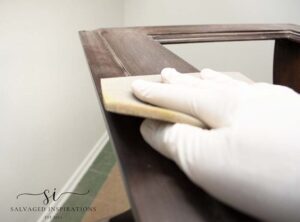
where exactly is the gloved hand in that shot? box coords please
[131,68,300,222]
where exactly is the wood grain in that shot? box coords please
[79,24,300,222]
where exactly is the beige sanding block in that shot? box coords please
[101,72,252,127]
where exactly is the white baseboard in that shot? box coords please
[37,131,109,222]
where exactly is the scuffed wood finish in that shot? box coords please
[100,29,198,74]
[79,24,300,222]
[79,31,127,93]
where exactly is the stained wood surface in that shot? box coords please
[79,24,300,222]
[274,39,300,92]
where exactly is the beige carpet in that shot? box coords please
[81,164,130,222]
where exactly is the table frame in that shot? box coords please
[79,24,300,222]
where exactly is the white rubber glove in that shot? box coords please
[131,68,300,222]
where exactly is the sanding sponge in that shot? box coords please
[101,72,252,127]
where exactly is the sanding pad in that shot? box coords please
[101,72,252,127]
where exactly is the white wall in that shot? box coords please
[124,0,300,82]
[0,0,123,221]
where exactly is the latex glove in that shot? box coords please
[131,68,300,222]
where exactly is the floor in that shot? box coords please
[53,141,130,222]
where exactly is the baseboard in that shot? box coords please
[37,131,109,222]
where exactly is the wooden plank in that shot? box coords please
[98,28,257,222]
[80,27,255,222]
[99,24,300,43]
[274,39,300,92]
[141,24,299,34]
[151,31,288,44]
[100,24,298,35]
[79,24,300,222]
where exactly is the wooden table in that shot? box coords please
[79,24,300,222]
